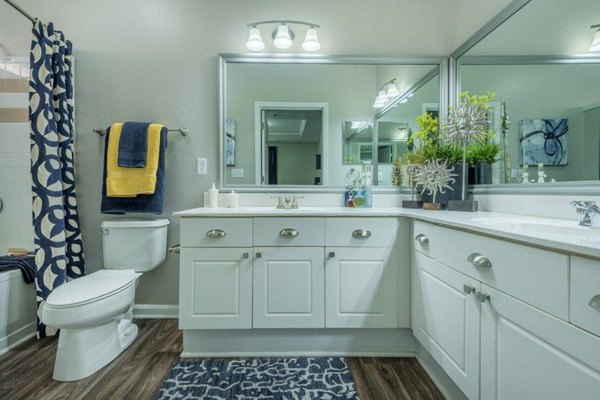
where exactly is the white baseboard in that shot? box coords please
[133,304,179,319]
[415,342,467,400]
[0,322,36,356]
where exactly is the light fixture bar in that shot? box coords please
[247,20,320,28]
[378,78,397,91]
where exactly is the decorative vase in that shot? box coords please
[475,162,492,185]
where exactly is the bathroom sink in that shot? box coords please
[470,216,600,245]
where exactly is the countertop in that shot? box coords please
[173,206,600,259]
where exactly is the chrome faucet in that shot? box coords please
[272,195,303,210]
[571,200,600,227]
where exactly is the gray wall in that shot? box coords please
[0,0,502,305]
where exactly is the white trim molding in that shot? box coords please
[0,322,36,357]
[133,304,179,319]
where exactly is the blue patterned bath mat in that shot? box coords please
[157,357,360,399]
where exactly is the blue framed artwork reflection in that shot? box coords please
[520,118,568,166]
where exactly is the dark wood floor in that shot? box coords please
[0,319,444,400]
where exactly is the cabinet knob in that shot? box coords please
[589,295,600,311]
[467,252,492,268]
[352,229,372,239]
[463,284,476,295]
[207,229,226,238]
[242,252,249,259]
[256,252,262,259]
[328,251,336,258]
[415,234,429,244]
[476,292,490,303]
[279,228,299,237]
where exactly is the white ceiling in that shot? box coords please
[466,0,600,56]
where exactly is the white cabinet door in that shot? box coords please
[179,248,252,329]
[253,247,325,328]
[412,252,480,400]
[326,247,398,328]
[480,284,600,400]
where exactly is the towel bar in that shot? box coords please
[93,127,188,137]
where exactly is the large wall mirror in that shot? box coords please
[455,0,600,192]
[219,55,445,190]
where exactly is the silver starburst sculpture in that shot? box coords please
[414,160,457,204]
[444,95,491,202]
[405,163,422,201]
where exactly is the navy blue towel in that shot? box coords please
[101,125,168,215]
[118,122,150,168]
[0,255,35,284]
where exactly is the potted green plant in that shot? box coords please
[406,113,463,206]
[466,137,502,185]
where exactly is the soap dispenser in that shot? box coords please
[208,183,219,208]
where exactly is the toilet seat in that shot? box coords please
[46,270,137,308]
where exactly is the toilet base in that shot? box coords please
[52,310,138,381]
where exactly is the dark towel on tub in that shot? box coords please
[101,125,168,214]
[0,255,35,284]
[118,122,150,168]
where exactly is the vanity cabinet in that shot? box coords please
[412,221,600,400]
[480,284,600,400]
[179,215,405,332]
[179,247,253,329]
[326,247,398,328]
[253,247,325,328]
[412,252,480,400]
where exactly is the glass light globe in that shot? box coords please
[273,24,293,49]
[246,27,265,51]
[302,28,320,52]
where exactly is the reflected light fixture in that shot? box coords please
[591,24,600,52]
[246,20,321,52]
[373,78,400,109]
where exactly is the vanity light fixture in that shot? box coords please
[590,24,600,52]
[246,20,321,52]
[373,78,399,109]
[246,26,265,51]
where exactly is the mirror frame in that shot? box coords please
[218,53,448,193]
[449,0,600,196]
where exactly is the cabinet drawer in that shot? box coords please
[413,220,435,257]
[571,256,600,337]
[434,225,569,320]
[254,218,324,246]
[325,218,397,247]
[181,218,252,247]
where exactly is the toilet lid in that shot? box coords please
[46,270,137,308]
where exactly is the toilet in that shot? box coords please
[41,219,170,381]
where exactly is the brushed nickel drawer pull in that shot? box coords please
[207,229,226,238]
[463,284,476,295]
[415,234,429,244]
[476,292,490,303]
[589,295,600,311]
[279,228,299,237]
[352,229,372,239]
[168,245,180,254]
[468,252,492,268]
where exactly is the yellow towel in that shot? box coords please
[106,123,163,197]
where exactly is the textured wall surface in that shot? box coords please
[0,0,507,305]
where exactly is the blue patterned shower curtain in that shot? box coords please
[29,20,85,338]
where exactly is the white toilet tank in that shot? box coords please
[101,219,170,272]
